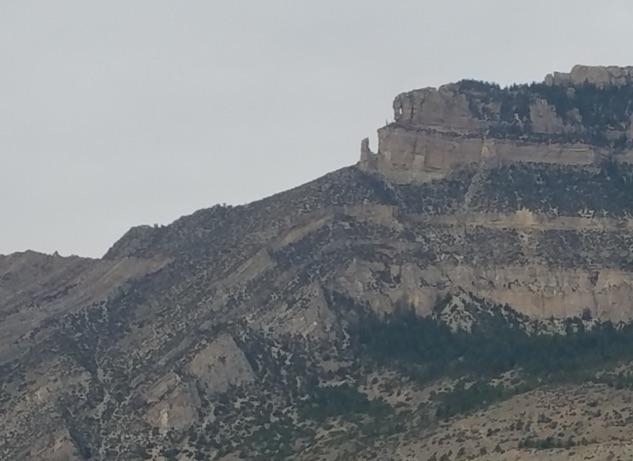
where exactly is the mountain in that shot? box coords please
[5,65,633,460]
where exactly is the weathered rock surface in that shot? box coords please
[0,251,168,363]
[361,65,633,183]
[545,64,633,87]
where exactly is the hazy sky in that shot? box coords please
[2,1,633,257]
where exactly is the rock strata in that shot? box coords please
[5,66,633,460]
[361,65,633,183]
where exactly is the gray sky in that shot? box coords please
[2,0,633,257]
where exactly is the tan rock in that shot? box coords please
[144,382,200,433]
[529,98,565,134]
[545,65,633,87]
[362,125,604,184]
[393,84,483,132]
[186,334,254,394]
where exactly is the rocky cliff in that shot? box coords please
[361,64,633,183]
[5,66,633,460]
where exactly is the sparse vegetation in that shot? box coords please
[299,384,390,422]
[350,297,633,420]
[457,79,633,147]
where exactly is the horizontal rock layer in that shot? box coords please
[361,65,633,183]
[6,67,633,459]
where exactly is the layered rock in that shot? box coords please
[0,251,168,363]
[6,67,633,460]
[361,65,633,183]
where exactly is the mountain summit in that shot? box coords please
[5,66,633,460]
[362,65,633,183]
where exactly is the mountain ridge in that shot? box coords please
[362,65,633,184]
[6,66,633,460]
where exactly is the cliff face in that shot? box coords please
[545,64,633,87]
[6,66,633,460]
[361,65,633,183]
[359,66,633,322]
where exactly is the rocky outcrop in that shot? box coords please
[361,65,633,183]
[186,334,255,394]
[392,84,482,132]
[545,64,633,87]
[364,125,604,183]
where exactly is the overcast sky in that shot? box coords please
[2,1,633,257]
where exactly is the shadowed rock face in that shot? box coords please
[6,67,633,460]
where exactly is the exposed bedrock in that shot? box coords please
[360,65,633,183]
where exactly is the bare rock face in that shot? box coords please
[392,84,483,132]
[545,64,633,87]
[528,97,566,134]
[361,65,633,183]
[186,334,255,394]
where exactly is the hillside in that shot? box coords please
[5,65,633,460]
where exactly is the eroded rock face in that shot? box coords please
[187,334,255,394]
[528,97,566,134]
[369,125,602,183]
[393,84,483,132]
[361,65,633,183]
[545,64,633,87]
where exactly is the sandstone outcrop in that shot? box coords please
[545,64,633,87]
[361,65,633,183]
